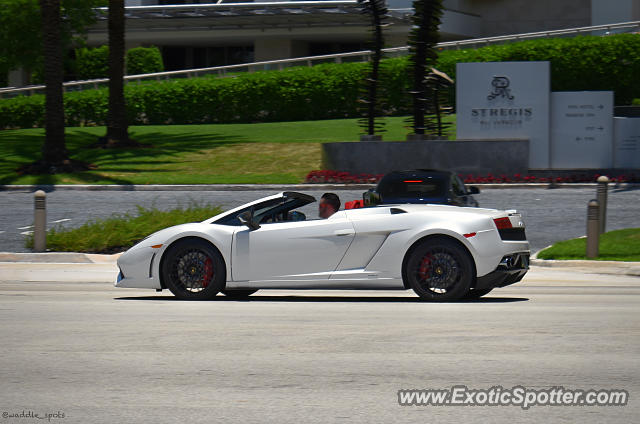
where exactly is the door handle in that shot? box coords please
[334,229,355,236]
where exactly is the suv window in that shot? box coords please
[377,175,447,198]
[451,176,466,196]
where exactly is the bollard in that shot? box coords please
[586,199,599,259]
[596,175,609,234]
[33,190,46,252]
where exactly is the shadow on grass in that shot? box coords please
[0,129,249,185]
[114,295,530,303]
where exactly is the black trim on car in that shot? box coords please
[498,227,527,241]
[475,252,529,290]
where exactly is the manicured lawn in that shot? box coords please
[0,116,456,185]
[537,228,640,262]
[26,204,223,253]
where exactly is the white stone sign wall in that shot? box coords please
[456,61,551,169]
[550,91,614,169]
[613,117,640,169]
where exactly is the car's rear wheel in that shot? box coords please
[161,239,225,300]
[222,289,258,299]
[463,287,493,300]
[405,238,473,302]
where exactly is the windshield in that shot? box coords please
[212,192,316,226]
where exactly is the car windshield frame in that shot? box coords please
[210,192,316,226]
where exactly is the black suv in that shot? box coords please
[364,169,480,207]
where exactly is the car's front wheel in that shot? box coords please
[405,238,473,302]
[161,239,225,300]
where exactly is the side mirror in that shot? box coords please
[468,186,480,194]
[238,210,260,231]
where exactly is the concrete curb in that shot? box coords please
[1,183,639,192]
[531,258,640,277]
[0,262,118,283]
[0,252,121,264]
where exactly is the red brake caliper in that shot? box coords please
[201,257,214,288]
[419,254,433,280]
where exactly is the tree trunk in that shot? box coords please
[104,0,130,144]
[357,0,387,138]
[408,0,443,136]
[40,0,68,164]
[367,3,383,135]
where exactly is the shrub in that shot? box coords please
[64,88,109,126]
[75,45,109,80]
[1,34,638,129]
[126,46,164,75]
[0,94,45,129]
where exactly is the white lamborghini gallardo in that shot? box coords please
[115,191,530,301]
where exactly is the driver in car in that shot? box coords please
[319,193,340,219]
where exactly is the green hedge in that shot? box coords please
[126,46,164,75]
[76,45,164,80]
[436,34,640,105]
[76,46,109,80]
[1,34,638,129]
[0,62,365,128]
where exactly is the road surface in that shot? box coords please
[0,267,638,423]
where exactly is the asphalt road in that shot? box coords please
[0,267,638,423]
[0,187,639,252]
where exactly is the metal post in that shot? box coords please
[596,175,609,234]
[586,199,599,259]
[33,190,46,252]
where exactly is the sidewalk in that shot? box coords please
[0,252,120,264]
[0,253,121,283]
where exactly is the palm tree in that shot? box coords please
[424,68,454,137]
[407,0,443,137]
[101,0,133,147]
[20,0,98,174]
[357,0,388,139]
[39,0,69,168]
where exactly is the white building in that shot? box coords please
[6,0,640,86]
[81,0,638,71]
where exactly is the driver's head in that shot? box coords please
[319,193,340,219]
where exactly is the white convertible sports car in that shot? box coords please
[115,191,529,301]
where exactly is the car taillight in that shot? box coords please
[493,217,512,230]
